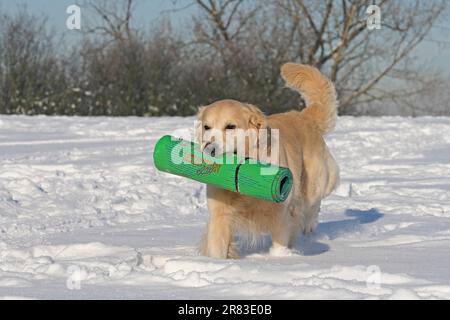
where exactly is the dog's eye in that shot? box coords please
[204,125,211,131]
[225,124,236,130]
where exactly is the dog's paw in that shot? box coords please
[269,245,295,257]
[227,242,240,259]
[302,218,318,236]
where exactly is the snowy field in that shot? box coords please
[0,115,450,300]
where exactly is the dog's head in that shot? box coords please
[196,99,267,158]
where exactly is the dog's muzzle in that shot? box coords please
[203,142,219,157]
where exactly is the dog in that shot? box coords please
[196,63,339,259]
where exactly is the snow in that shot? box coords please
[0,115,450,299]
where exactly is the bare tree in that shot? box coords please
[75,0,191,116]
[0,8,66,115]
[1,1,448,117]
[191,0,448,115]
[81,0,137,44]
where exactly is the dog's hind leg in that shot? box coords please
[302,202,321,235]
[287,205,302,248]
[288,229,300,249]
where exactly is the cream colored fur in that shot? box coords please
[197,63,340,259]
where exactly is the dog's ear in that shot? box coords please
[196,106,206,120]
[195,106,206,144]
[245,104,267,130]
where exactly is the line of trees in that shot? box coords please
[0,0,449,117]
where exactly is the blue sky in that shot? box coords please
[1,0,449,75]
[0,0,196,27]
[0,0,196,37]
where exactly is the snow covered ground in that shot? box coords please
[0,115,450,300]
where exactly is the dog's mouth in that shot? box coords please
[203,142,221,158]
[203,142,240,158]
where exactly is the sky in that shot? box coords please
[0,0,196,27]
[0,0,197,41]
[0,0,449,75]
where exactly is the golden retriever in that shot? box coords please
[196,63,339,259]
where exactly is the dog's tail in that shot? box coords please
[281,63,338,135]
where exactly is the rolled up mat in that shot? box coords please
[152,135,293,203]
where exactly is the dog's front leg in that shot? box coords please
[200,210,235,259]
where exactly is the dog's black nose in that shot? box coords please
[204,142,217,157]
